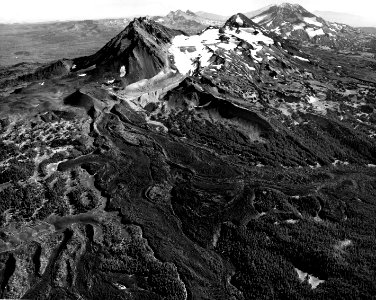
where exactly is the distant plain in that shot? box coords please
[0,20,130,66]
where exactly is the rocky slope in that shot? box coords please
[0,13,376,299]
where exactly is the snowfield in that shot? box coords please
[306,27,325,38]
[292,23,305,31]
[235,14,244,26]
[120,65,126,77]
[252,14,271,24]
[303,17,323,27]
[169,26,274,75]
[294,55,310,62]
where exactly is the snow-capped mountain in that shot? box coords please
[251,3,376,51]
[166,12,312,82]
[252,3,330,38]
[168,13,275,76]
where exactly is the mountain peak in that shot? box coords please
[186,10,197,16]
[278,3,303,9]
[71,17,183,85]
[251,3,362,50]
[167,10,185,17]
[261,2,313,16]
[225,13,261,29]
[166,9,198,18]
[251,3,324,31]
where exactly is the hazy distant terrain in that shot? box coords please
[0,19,130,66]
[314,11,376,27]
[194,11,228,21]
[359,27,376,34]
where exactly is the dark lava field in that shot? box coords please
[0,6,376,300]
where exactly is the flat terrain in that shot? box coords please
[0,20,129,66]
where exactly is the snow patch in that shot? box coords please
[335,239,352,250]
[169,30,218,75]
[308,96,319,104]
[332,160,349,166]
[120,65,126,77]
[295,268,325,289]
[212,227,221,247]
[113,283,127,290]
[310,162,322,169]
[78,73,86,77]
[272,27,281,34]
[169,27,273,74]
[285,219,298,224]
[314,216,323,222]
[235,14,243,26]
[306,28,325,38]
[225,27,273,62]
[292,23,305,31]
[294,55,310,62]
[303,17,323,27]
[252,14,270,24]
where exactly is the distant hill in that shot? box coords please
[245,4,274,18]
[359,27,376,34]
[314,11,376,27]
[195,11,228,21]
[0,19,131,66]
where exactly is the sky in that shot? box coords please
[0,0,375,23]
